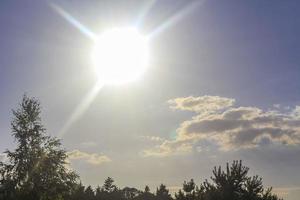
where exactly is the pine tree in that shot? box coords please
[85,185,95,200]
[202,160,282,200]
[175,179,196,200]
[136,185,155,200]
[122,187,141,200]
[156,184,172,200]
[103,177,116,193]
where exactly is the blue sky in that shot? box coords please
[1,1,300,199]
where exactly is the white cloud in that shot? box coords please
[168,96,235,113]
[143,96,300,157]
[68,150,111,165]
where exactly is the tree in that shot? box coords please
[175,161,282,200]
[202,160,282,200]
[156,184,172,200]
[95,186,102,200]
[103,177,116,193]
[0,95,78,200]
[122,187,141,200]
[136,185,155,200]
[145,185,150,193]
[98,177,123,200]
[203,160,248,200]
[68,182,85,200]
[175,179,196,200]
[85,185,95,200]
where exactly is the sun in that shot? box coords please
[92,27,149,85]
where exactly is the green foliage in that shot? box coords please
[175,179,198,200]
[122,187,141,200]
[200,160,282,200]
[135,185,155,200]
[0,95,78,200]
[103,177,117,193]
[156,184,172,200]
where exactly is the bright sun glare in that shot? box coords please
[92,27,149,85]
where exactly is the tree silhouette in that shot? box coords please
[85,185,95,200]
[95,186,102,200]
[202,160,282,200]
[68,182,86,200]
[156,184,172,200]
[103,177,117,193]
[175,179,197,200]
[135,185,155,200]
[145,186,150,193]
[0,95,78,200]
[122,187,141,200]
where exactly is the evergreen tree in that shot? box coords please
[103,177,116,193]
[100,177,123,200]
[68,183,85,200]
[145,186,150,193]
[202,160,282,200]
[95,186,102,200]
[122,187,141,200]
[175,179,196,200]
[156,184,172,200]
[136,185,155,200]
[85,185,95,200]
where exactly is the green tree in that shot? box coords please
[85,185,95,200]
[122,187,141,200]
[145,185,150,193]
[103,177,116,193]
[95,186,102,200]
[202,160,282,200]
[100,177,123,200]
[156,184,172,200]
[136,185,155,200]
[0,95,78,200]
[175,179,196,200]
[68,182,85,200]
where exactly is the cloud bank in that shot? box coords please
[68,150,111,165]
[144,96,300,157]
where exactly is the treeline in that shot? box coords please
[67,165,282,200]
[0,96,282,200]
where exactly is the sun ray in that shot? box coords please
[147,0,206,40]
[50,3,149,138]
[57,82,103,138]
[49,3,97,40]
[135,0,158,27]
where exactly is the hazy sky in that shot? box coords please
[1,1,300,200]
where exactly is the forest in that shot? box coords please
[0,95,282,200]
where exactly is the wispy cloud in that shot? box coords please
[140,135,164,142]
[143,96,300,157]
[68,150,111,165]
[168,96,235,113]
